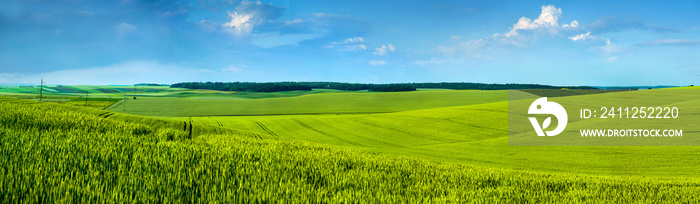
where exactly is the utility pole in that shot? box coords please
[39,79,43,101]
[84,91,88,107]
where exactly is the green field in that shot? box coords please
[0,85,183,109]
[158,89,700,178]
[106,90,507,117]
[3,86,700,202]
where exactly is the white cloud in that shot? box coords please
[369,60,387,66]
[590,39,629,63]
[343,44,367,51]
[221,1,284,36]
[504,5,563,37]
[563,20,579,29]
[599,39,623,54]
[373,44,395,56]
[222,11,254,35]
[569,32,599,41]
[450,35,462,40]
[326,37,367,51]
[440,4,587,58]
[533,5,562,27]
[113,22,136,35]
[344,37,364,43]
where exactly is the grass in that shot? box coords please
[0,85,358,109]
[3,96,700,202]
[4,86,700,201]
[518,89,626,97]
[183,102,700,177]
[0,85,186,97]
[664,85,700,89]
[168,89,700,178]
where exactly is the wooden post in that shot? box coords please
[84,91,88,107]
[188,121,193,138]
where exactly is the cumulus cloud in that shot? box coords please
[563,20,579,29]
[436,4,648,63]
[502,5,576,37]
[369,60,387,66]
[223,12,254,35]
[222,1,284,36]
[373,44,395,56]
[450,4,580,54]
[217,2,369,49]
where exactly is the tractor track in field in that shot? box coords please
[305,118,404,148]
[214,120,224,127]
[97,112,115,118]
[255,121,278,136]
[291,119,363,146]
[346,118,461,143]
[413,115,507,133]
[103,98,126,110]
[189,111,393,117]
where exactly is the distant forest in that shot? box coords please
[134,83,169,86]
[369,85,416,92]
[170,82,598,92]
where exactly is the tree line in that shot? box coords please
[170,82,598,92]
[134,83,169,86]
[171,82,312,92]
[369,85,417,92]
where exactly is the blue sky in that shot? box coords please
[1,0,699,86]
